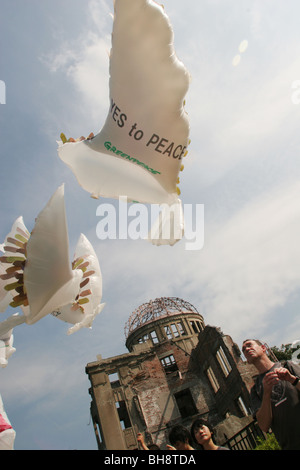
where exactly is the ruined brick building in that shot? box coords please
[85,297,258,450]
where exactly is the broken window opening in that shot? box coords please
[174,389,197,418]
[236,395,250,416]
[164,325,173,340]
[216,346,232,377]
[138,334,149,344]
[206,366,220,393]
[190,320,202,334]
[150,330,159,344]
[108,372,120,387]
[160,354,178,373]
[115,400,132,429]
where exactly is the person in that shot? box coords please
[137,433,160,450]
[242,339,300,450]
[167,424,194,450]
[191,418,229,450]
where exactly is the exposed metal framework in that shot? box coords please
[124,297,200,338]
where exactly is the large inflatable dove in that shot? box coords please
[0,185,104,343]
[0,325,16,368]
[51,233,104,335]
[0,394,16,450]
[58,0,190,245]
[291,339,300,365]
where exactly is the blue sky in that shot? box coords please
[1,0,300,450]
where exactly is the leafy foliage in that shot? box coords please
[254,433,281,450]
[270,344,293,361]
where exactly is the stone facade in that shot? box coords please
[85,297,257,449]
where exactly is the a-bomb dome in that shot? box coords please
[124,297,201,339]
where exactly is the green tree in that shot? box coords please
[254,434,281,450]
[270,344,292,361]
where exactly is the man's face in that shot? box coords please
[242,340,265,363]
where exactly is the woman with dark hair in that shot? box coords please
[190,418,229,450]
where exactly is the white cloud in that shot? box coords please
[183,179,300,340]
[44,1,113,129]
[0,337,86,408]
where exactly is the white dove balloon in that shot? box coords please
[0,394,16,450]
[291,340,300,365]
[0,326,16,368]
[51,233,105,335]
[0,263,11,312]
[0,216,30,314]
[58,0,190,246]
[0,185,104,339]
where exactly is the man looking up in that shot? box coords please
[242,339,300,450]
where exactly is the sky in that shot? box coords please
[1,0,300,450]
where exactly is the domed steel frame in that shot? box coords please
[124,297,200,339]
